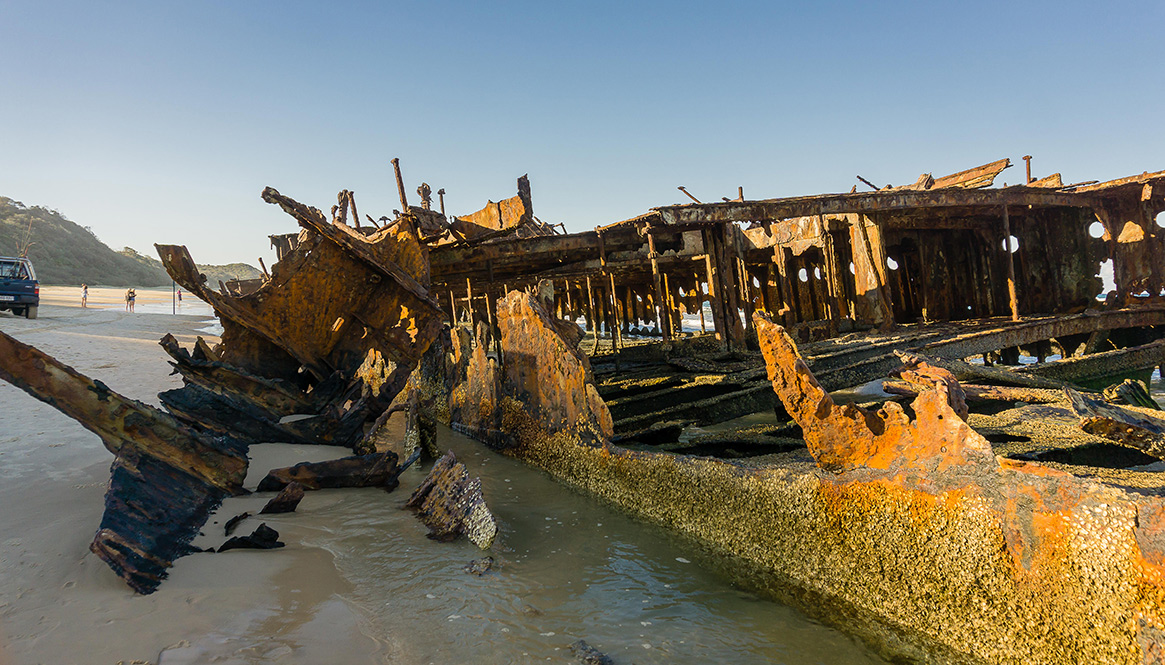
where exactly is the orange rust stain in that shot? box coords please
[754,313,993,475]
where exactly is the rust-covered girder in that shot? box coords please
[0,330,248,593]
[654,186,1104,225]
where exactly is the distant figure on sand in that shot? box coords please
[125,288,136,312]
[81,284,88,308]
[177,288,182,303]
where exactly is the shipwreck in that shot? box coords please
[2,156,1165,663]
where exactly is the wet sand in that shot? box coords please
[0,296,373,664]
[0,292,882,665]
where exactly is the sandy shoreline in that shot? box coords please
[0,300,376,665]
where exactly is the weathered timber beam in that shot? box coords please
[1068,389,1165,459]
[655,187,1103,225]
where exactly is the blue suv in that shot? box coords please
[0,257,40,319]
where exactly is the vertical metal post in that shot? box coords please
[391,158,409,211]
[645,225,671,340]
[695,273,706,333]
[1003,204,1019,321]
[466,277,475,333]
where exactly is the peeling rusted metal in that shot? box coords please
[754,313,991,473]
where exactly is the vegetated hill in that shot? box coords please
[0,196,260,286]
[119,248,263,287]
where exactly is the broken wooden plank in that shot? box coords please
[405,451,497,549]
[0,330,248,594]
[1067,388,1165,459]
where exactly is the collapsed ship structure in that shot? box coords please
[3,156,1165,663]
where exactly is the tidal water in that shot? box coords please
[192,425,886,665]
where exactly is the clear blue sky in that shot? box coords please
[3,0,1163,266]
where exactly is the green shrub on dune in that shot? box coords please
[0,197,260,287]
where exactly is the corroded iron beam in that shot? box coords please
[0,330,246,491]
[1019,338,1165,385]
[655,187,1103,225]
[0,330,248,594]
[811,306,1165,391]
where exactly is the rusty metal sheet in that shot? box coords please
[931,158,1012,189]
[446,175,535,243]
[157,333,364,446]
[158,191,443,385]
[753,313,992,474]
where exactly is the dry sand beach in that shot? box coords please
[0,287,882,665]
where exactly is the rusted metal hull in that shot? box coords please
[421,280,1165,663]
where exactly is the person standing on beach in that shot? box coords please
[125,288,136,312]
[81,284,88,308]
[177,288,182,304]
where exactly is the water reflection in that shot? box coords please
[320,427,883,664]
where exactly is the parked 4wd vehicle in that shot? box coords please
[0,256,40,319]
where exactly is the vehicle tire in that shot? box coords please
[24,305,37,320]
